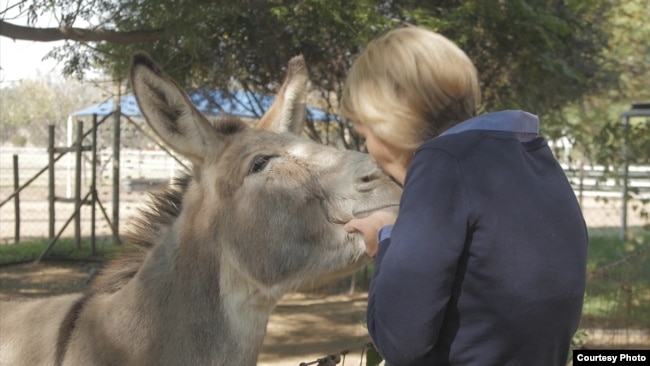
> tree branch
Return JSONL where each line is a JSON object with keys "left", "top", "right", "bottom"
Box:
{"left": 0, "top": 20, "right": 173, "bottom": 44}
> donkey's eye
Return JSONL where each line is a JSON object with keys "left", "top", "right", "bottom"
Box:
{"left": 249, "top": 155, "right": 277, "bottom": 174}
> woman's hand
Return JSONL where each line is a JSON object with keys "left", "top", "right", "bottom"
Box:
{"left": 344, "top": 211, "right": 397, "bottom": 258}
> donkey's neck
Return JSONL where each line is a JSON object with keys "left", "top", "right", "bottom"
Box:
{"left": 218, "top": 247, "right": 285, "bottom": 359}
{"left": 115, "top": 232, "right": 280, "bottom": 365}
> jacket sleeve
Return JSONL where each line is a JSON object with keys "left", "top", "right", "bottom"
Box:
{"left": 367, "top": 147, "right": 471, "bottom": 365}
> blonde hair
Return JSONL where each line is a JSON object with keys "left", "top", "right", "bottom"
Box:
{"left": 341, "top": 26, "right": 481, "bottom": 154}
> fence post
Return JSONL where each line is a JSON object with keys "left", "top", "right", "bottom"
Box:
{"left": 578, "top": 160, "right": 585, "bottom": 207}
{"left": 13, "top": 155, "right": 20, "bottom": 244}
{"left": 91, "top": 114, "right": 98, "bottom": 255}
{"left": 48, "top": 125, "right": 56, "bottom": 240}
{"left": 75, "top": 120, "right": 83, "bottom": 250}
{"left": 621, "top": 115, "right": 629, "bottom": 241}
{"left": 112, "top": 85, "right": 122, "bottom": 245}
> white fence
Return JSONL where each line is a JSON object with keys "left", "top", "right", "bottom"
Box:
{"left": 0, "top": 147, "right": 188, "bottom": 193}
{"left": 563, "top": 164, "right": 650, "bottom": 199}
{"left": 1, "top": 147, "right": 649, "bottom": 242}
{"left": 0, "top": 147, "right": 188, "bottom": 242}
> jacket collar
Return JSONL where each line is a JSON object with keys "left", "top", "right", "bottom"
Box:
{"left": 439, "top": 110, "right": 539, "bottom": 141}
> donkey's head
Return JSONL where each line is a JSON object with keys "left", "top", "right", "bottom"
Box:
{"left": 130, "top": 53, "right": 401, "bottom": 296}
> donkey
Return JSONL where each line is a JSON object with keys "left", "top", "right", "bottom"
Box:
{"left": 0, "top": 53, "right": 401, "bottom": 365}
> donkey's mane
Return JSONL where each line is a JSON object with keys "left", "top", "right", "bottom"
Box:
{"left": 0, "top": 53, "right": 402, "bottom": 366}
{"left": 89, "top": 175, "right": 191, "bottom": 295}
{"left": 89, "top": 116, "right": 248, "bottom": 295}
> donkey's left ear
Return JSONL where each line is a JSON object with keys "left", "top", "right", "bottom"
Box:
{"left": 130, "top": 52, "right": 220, "bottom": 164}
{"left": 257, "top": 55, "right": 309, "bottom": 135}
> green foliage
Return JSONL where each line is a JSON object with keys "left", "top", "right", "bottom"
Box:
{"left": 556, "top": 0, "right": 650, "bottom": 166}
{"left": 0, "top": 238, "right": 116, "bottom": 264}
{"left": 8, "top": 0, "right": 619, "bottom": 149}
{"left": 365, "top": 344, "right": 384, "bottom": 366}
{"left": 582, "top": 228, "right": 650, "bottom": 328}
{"left": 402, "top": 0, "right": 613, "bottom": 118}
{"left": 0, "top": 77, "right": 104, "bottom": 145}
{"left": 569, "top": 330, "right": 588, "bottom": 363}
{"left": 592, "top": 116, "right": 650, "bottom": 168}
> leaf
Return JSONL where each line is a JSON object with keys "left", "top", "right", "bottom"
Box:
{"left": 366, "top": 345, "right": 384, "bottom": 366}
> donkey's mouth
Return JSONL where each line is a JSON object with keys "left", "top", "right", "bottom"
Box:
{"left": 326, "top": 203, "right": 399, "bottom": 225}
{"left": 352, "top": 203, "right": 400, "bottom": 218}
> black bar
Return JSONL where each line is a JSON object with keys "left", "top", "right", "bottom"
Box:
{"left": 573, "top": 350, "right": 649, "bottom": 365}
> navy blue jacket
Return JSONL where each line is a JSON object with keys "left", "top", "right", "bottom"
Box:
{"left": 367, "top": 113, "right": 588, "bottom": 365}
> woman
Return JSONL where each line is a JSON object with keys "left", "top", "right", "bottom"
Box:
{"left": 341, "top": 26, "right": 588, "bottom": 365}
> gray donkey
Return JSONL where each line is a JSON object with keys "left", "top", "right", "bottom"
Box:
{"left": 0, "top": 53, "right": 401, "bottom": 365}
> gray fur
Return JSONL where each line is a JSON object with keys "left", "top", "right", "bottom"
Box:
{"left": 0, "top": 53, "right": 401, "bottom": 366}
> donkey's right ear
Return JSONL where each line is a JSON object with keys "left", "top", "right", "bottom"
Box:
{"left": 256, "top": 55, "right": 309, "bottom": 134}
{"left": 130, "top": 52, "right": 219, "bottom": 164}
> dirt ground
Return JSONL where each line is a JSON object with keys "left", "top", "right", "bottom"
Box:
{"left": 2, "top": 262, "right": 648, "bottom": 365}
{"left": 0, "top": 261, "right": 375, "bottom": 366}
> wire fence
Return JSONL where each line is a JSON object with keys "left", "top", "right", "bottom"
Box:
{"left": 5, "top": 148, "right": 645, "bottom": 242}
{"left": 565, "top": 164, "right": 650, "bottom": 350}
{"left": 3, "top": 145, "right": 649, "bottom": 352}
{"left": 2, "top": 129, "right": 650, "bottom": 360}
{"left": 0, "top": 146, "right": 186, "bottom": 244}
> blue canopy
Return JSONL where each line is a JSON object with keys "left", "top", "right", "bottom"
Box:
{"left": 71, "top": 89, "right": 335, "bottom": 121}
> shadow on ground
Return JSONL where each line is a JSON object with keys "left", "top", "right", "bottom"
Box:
{"left": 0, "top": 261, "right": 374, "bottom": 366}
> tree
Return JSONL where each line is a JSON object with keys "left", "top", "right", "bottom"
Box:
{"left": 0, "top": 77, "right": 104, "bottom": 145}
{"left": 552, "top": 0, "right": 650, "bottom": 166}
{"left": 2, "top": 0, "right": 616, "bottom": 148}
